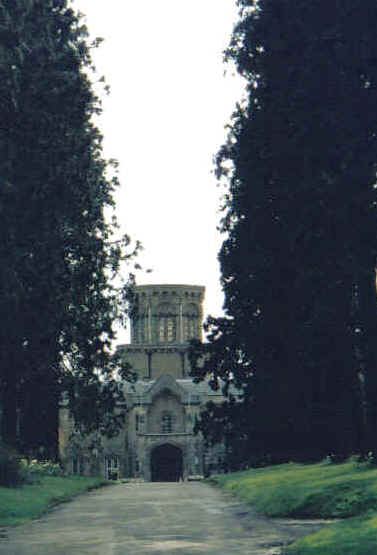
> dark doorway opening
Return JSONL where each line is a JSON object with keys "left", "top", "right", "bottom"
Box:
{"left": 151, "top": 444, "right": 183, "bottom": 482}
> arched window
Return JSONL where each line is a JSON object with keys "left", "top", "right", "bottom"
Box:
{"left": 133, "top": 313, "right": 148, "bottom": 343}
{"left": 183, "top": 303, "right": 199, "bottom": 340}
{"left": 156, "top": 303, "right": 177, "bottom": 343}
{"left": 161, "top": 412, "right": 173, "bottom": 433}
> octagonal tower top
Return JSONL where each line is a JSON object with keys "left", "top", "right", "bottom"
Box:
{"left": 130, "top": 284, "right": 205, "bottom": 345}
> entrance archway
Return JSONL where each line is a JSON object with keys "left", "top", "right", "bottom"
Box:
{"left": 151, "top": 444, "right": 183, "bottom": 482}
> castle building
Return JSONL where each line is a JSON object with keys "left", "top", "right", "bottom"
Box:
{"left": 59, "top": 284, "right": 225, "bottom": 481}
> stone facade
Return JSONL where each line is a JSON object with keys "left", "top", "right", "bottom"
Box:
{"left": 59, "top": 284, "right": 225, "bottom": 481}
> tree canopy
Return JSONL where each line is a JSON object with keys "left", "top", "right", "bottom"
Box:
{"left": 0, "top": 0, "right": 136, "bottom": 455}
{"left": 190, "top": 0, "right": 377, "bottom": 467}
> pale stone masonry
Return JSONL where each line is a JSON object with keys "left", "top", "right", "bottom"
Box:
{"left": 59, "top": 284, "right": 225, "bottom": 481}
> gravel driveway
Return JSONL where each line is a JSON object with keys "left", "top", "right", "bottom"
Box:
{"left": 0, "top": 481, "right": 328, "bottom": 554}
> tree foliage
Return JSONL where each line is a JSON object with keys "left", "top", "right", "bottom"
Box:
{"left": 190, "top": 0, "right": 377, "bottom": 466}
{"left": 0, "top": 0, "right": 137, "bottom": 454}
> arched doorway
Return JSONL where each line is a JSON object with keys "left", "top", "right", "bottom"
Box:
{"left": 151, "top": 444, "right": 183, "bottom": 482}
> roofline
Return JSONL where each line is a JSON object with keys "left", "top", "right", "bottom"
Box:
{"left": 134, "top": 284, "right": 205, "bottom": 290}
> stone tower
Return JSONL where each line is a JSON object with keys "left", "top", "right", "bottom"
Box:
{"left": 116, "top": 284, "right": 225, "bottom": 481}
{"left": 120, "top": 284, "right": 205, "bottom": 380}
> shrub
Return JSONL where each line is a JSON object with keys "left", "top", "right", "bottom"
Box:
{"left": 20, "top": 459, "right": 64, "bottom": 484}
{"left": 28, "top": 460, "right": 63, "bottom": 477}
{"left": 325, "top": 453, "right": 349, "bottom": 464}
{"left": 0, "top": 444, "right": 24, "bottom": 487}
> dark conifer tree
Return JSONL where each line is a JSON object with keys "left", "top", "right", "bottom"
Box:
{"left": 0, "top": 0, "right": 136, "bottom": 455}
{"left": 191, "top": 0, "right": 377, "bottom": 464}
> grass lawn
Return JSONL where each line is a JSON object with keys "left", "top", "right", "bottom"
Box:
{"left": 209, "top": 458, "right": 377, "bottom": 554}
{"left": 0, "top": 475, "right": 108, "bottom": 526}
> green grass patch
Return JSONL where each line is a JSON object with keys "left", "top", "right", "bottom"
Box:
{"left": 0, "top": 475, "right": 108, "bottom": 526}
{"left": 209, "top": 459, "right": 377, "bottom": 555}
{"left": 210, "top": 459, "right": 377, "bottom": 518}
{"left": 286, "top": 511, "right": 377, "bottom": 555}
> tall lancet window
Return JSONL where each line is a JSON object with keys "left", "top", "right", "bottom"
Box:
{"left": 161, "top": 411, "right": 173, "bottom": 433}
{"left": 156, "top": 303, "right": 177, "bottom": 343}
{"left": 183, "top": 303, "right": 199, "bottom": 341}
{"left": 133, "top": 313, "right": 148, "bottom": 343}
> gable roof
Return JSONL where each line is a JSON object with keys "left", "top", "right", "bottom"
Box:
{"left": 146, "top": 373, "right": 186, "bottom": 402}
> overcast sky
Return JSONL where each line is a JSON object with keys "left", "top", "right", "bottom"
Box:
{"left": 72, "top": 1, "right": 245, "bottom": 342}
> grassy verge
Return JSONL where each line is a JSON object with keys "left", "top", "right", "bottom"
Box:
{"left": 0, "top": 475, "right": 108, "bottom": 526}
{"left": 208, "top": 458, "right": 377, "bottom": 554}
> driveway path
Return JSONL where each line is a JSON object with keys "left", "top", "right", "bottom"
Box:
{"left": 0, "top": 481, "right": 327, "bottom": 554}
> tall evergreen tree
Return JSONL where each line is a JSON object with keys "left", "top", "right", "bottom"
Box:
{"left": 191, "top": 0, "right": 377, "bottom": 464}
{"left": 0, "top": 0, "right": 136, "bottom": 455}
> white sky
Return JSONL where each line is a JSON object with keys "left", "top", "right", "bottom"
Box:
{"left": 72, "top": 1, "right": 244, "bottom": 343}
